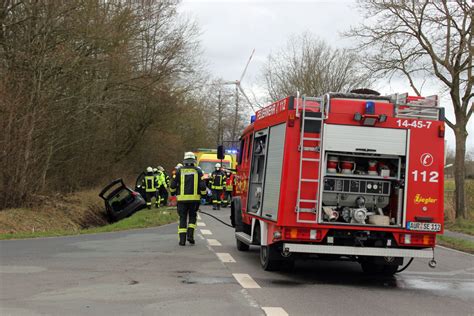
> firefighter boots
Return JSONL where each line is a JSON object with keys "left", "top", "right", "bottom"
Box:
{"left": 187, "top": 230, "right": 195, "bottom": 244}
{"left": 179, "top": 233, "right": 186, "bottom": 246}
{"left": 187, "top": 223, "right": 196, "bottom": 244}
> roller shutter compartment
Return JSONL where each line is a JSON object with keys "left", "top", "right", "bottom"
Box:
{"left": 261, "top": 123, "right": 286, "bottom": 221}
{"left": 323, "top": 124, "right": 407, "bottom": 156}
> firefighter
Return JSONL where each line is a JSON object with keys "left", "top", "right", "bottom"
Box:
{"left": 210, "top": 163, "right": 226, "bottom": 210}
{"left": 170, "top": 163, "right": 183, "bottom": 197}
{"left": 223, "top": 171, "right": 233, "bottom": 207}
{"left": 172, "top": 163, "right": 183, "bottom": 176}
{"left": 142, "top": 166, "right": 158, "bottom": 209}
{"left": 160, "top": 166, "right": 170, "bottom": 187}
{"left": 157, "top": 166, "right": 169, "bottom": 206}
{"left": 169, "top": 152, "right": 206, "bottom": 246}
{"left": 152, "top": 168, "right": 162, "bottom": 208}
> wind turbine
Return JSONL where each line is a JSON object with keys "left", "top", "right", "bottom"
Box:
{"left": 222, "top": 49, "right": 256, "bottom": 142}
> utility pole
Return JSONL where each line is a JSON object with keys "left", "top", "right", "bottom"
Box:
{"left": 231, "top": 84, "right": 239, "bottom": 143}
{"left": 217, "top": 89, "right": 223, "bottom": 144}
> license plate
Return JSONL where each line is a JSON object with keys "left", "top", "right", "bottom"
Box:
{"left": 407, "top": 222, "right": 441, "bottom": 232}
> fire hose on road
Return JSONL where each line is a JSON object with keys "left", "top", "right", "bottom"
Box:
{"left": 198, "top": 209, "right": 234, "bottom": 228}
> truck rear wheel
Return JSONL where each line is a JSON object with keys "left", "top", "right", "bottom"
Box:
{"left": 260, "top": 245, "right": 282, "bottom": 271}
{"left": 233, "top": 198, "right": 250, "bottom": 251}
{"left": 236, "top": 239, "right": 250, "bottom": 251}
{"left": 360, "top": 261, "right": 399, "bottom": 276}
{"left": 232, "top": 198, "right": 243, "bottom": 231}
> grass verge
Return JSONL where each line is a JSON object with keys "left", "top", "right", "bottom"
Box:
{"left": 437, "top": 235, "right": 474, "bottom": 254}
{"left": 444, "top": 179, "right": 473, "bottom": 235}
{"left": 445, "top": 219, "right": 474, "bottom": 236}
{"left": 0, "top": 208, "right": 178, "bottom": 240}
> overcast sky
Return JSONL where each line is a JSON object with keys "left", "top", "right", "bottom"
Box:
{"left": 180, "top": 0, "right": 473, "bottom": 151}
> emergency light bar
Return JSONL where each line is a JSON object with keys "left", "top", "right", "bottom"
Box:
{"left": 353, "top": 101, "right": 388, "bottom": 126}
{"left": 365, "top": 101, "right": 375, "bottom": 114}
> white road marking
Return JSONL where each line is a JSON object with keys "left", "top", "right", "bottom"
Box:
{"left": 262, "top": 307, "right": 289, "bottom": 316}
{"left": 216, "top": 252, "right": 236, "bottom": 263}
{"left": 200, "top": 229, "right": 212, "bottom": 235}
{"left": 239, "top": 289, "right": 261, "bottom": 308}
{"left": 232, "top": 273, "right": 261, "bottom": 289}
{"left": 197, "top": 214, "right": 202, "bottom": 220}
{"left": 207, "top": 239, "right": 222, "bottom": 246}
{"left": 197, "top": 222, "right": 206, "bottom": 227}
{"left": 197, "top": 234, "right": 205, "bottom": 240}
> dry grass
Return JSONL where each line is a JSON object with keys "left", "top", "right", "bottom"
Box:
{"left": 0, "top": 208, "right": 178, "bottom": 240}
{"left": 0, "top": 188, "right": 178, "bottom": 239}
{"left": 0, "top": 189, "right": 107, "bottom": 235}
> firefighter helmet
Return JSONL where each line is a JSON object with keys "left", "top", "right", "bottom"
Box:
{"left": 215, "top": 163, "right": 221, "bottom": 169}
{"left": 157, "top": 166, "right": 164, "bottom": 171}
{"left": 146, "top": 166, "right": 153, "bottom": 173}
{"left": 183, "top": 152, "right": 196, "bottom": 165}
{"left": 176, "top": 163, "right": 183, "bottom": 168}
{"left": 184, "top": 152, "right": 195, "bottom": 160}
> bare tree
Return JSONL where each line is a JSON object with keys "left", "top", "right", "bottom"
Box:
{"left": 263, "top": 33, "right": 371, "bottom": 101}
{"left": 346, "top": 0, "right": 472, "bottom": 219}
{"left": 199, "top": 80, "right": 243, "bottom": 146}
{"left": 0, "top": 0, "right": 210, "bottom": 208}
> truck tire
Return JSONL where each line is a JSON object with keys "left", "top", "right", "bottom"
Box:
{"left": 236, "top": 239, "right": 250, "bottom": 251}
{"left": 230, "top": 201, "right": 236, "bottom": 227}
{"left": 260, "top": 245, "right": 282, "bottom": 271}
{"left": 280, "top": 258, "right": 295, "bottom": 271}
{"left": 232, "top": 198, "right": 243, "bottom": 231}
{"left": 233, "top": 198, "right": 250, "bottom": 251}
{"left": 360, "top": 261, "right": 399, "bottom": 276}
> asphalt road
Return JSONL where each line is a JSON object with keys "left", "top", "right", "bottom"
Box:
{"left": 1, "top": 205, "right": 473, "bottom": 316}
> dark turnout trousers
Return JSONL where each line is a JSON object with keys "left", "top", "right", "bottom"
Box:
{"left": 212, "top": 189, "right": 223, "bottom": 210}
{"left": 177, "top": 201, "right": 199, "bottom": 245}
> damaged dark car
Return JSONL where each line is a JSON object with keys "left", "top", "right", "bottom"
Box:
{"left": 99, "top": 178, "right": 146, "bottom": 222}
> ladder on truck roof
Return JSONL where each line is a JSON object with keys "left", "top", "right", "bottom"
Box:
{"left": 295, "top": 95, "right": 325, "bottom": 224}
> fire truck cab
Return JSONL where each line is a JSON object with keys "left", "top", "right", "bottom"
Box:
{"left": 231, "top": 92, "right": 444, "bottom": 274}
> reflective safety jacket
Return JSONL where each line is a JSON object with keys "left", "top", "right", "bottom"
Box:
{"left": 142, "top": 173, "right": 158, "bottom": 193}
{"left": 155, "top": 171, "right": 166, "bottom": 188}
{"left": 210, "top": 170, "right": 226, "bottom": 190}
{"left": 169, "top": 165, "right": 206, "bottom": 202}
{"left": 164, "top": 172, "right": 170, "bottom": 187}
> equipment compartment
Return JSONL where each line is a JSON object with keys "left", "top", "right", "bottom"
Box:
{"left": 320, "top": 152, "right": 405, "bottom": 227}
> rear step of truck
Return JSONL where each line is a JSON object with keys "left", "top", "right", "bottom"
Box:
{"left": 283, "top": 243, "right": 433, "bottom": 258}
{"left": 296, "top": 96, "right": 325, "bottom": 224}
{"left": 235, "top": 231, "right": 252, "bottom": 244}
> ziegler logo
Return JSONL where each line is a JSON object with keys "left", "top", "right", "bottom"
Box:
{"left": 420, "top": 153, "right": 434, "bottom": 167}
{"left": 414, "top": 194, "right": 437, "bottom": 205}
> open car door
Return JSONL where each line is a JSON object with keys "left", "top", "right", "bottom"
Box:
{"left": 99, "top": 178, "right": 146, "bottom": 222}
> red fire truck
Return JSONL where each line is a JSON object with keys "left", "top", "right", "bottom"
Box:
{"left": 231, "top": 92, "right": 444, "bottom": 274}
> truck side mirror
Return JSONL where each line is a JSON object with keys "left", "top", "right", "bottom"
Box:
{"left": 217, "top": 145, "right": 225, "bottom": 160}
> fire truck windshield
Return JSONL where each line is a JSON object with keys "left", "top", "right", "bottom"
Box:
{"left": 199, "top": 161, "right": 231, "bottom": 174}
